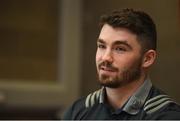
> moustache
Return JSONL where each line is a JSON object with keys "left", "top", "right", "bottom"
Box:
{"left": 98, "top": 61, "right": 118, "bottom": 71}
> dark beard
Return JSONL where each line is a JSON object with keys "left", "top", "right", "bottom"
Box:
{"left": 97, "top": 58, "right": 142, "bottom": 88}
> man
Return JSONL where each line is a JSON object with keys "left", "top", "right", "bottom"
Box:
{"left": 62, "top": 8, "right": 180, "bottom": 120}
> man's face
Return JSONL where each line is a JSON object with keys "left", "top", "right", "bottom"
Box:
{"left": 96, "top": 24, "right": 143, "bottom": 88}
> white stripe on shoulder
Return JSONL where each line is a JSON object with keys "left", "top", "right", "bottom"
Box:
{"left": 144, "top": 94, "right": 176, "bottom": 114}
{"left": 95, "top": 89, "right": 101, "bottom": 101}
{"left": 146, "top": 100, "right": 174, "bottom": 114}
{"left": 144, "top": 97, "right": 171, "bottom": 111}
{"left": 85, "top": 93, "right": 92, "bottom": 108}
{"left": 90, "top": 91, "right": 98, "bottom": 107}
{"left": 144, "top": 94, "right": 169, "bottom": 107}
{"left": 85, "top": 89, "right": 101, "bottom": 108}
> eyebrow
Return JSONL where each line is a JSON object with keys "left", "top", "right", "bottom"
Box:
{"left": 113, "top": 41, "right": 132, "bottom": 50}
{"left": 97, "top": 39, "right": 132, "bottom": 50}
{"left": 97, "top": 39, "right": 105, "bottom": 44}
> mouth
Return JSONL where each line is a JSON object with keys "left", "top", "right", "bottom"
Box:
{"left": 99, "top": 66, "right": 118, "bottom": 75}
{"left": 100, "top": 66, "right": 116, "bottom": 72}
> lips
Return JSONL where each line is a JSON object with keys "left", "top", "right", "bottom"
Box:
{"left": 100, "top": 66, "right": 117, "bottom": 72}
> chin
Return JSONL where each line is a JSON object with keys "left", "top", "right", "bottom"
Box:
{"left": 98, "top": 77, "right": 122, "bottom": 88}
{"left": 100, "top": 82, "right": 121, "bottom": 88}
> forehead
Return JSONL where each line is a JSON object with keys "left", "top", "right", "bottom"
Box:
{"left": 98, "top": 24, "right": 140, "bottom": 47}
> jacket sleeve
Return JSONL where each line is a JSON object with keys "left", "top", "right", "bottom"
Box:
{"left": 61, "top": 98, "right": 86, "bottom": 120}
{"left": 147, "top": 103, "right": 180, "bottom": 120}
{"left": 61, "top": 104, "right": 74, "bottom": 120}
{"left": 154, "top": 110, "right": 180, "bottom": 120}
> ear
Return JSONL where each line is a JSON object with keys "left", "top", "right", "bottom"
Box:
{"left": 142, "top": 50, "right": 157, "bottom": 68}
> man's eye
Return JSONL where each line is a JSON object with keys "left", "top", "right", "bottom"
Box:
{"left": 115, "top": 47, "right": 126, "bottom": 52}
{"left": 98, "top": 44, "right": 106, "bottom": 49}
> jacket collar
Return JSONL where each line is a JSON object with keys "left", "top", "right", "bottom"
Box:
{"left": 123, "top": 78, "right": 152, "bottom": 114}
{"left": 99, "top": 78, "right": 152, "bottom": 115}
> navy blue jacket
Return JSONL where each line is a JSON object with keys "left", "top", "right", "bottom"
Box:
{"left": 63, "top": 80, "right": 180, "bottom": 120}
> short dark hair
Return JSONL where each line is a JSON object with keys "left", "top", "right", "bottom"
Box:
{"left": 99, "top": 8, "right": 157, "bottom": 53}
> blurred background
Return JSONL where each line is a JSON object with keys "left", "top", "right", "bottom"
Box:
{"left": 0, "top": 0, "right": 180, "bottom": 119}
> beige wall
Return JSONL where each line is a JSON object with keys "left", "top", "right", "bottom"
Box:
{"left": 81, "top": 0, "right": 180, "bottom": 103}
{"left": 0, "top": 0, "right": 82, "bottom": 115}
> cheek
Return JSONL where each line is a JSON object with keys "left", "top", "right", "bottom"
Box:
{"left": 115, "top": 56, "right": 140, "bottom": 69}
{"left": 125, "top": 57, "right": 142, "bottom": 70}
{"left": 96, "top": 50, "right": 102, "bottom": 62}
{"left": 95, "top": 52, "right": 100, "bottom": 68}
{"left": 95, "top": 51, "right": 102, "bottom": 71}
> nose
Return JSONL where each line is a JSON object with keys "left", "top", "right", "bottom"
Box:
{"left": 102, "top": 49, "right": 113, "bottom": 63}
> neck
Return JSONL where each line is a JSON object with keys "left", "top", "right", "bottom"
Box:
{"left": 105, "top": 74, "right": 146, "bottom": 110}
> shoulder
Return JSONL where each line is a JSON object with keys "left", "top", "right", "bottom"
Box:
{"left": 85, "top": 88, "right": 103, "bottom": 108}
{"left": 62, "top": 96, "right": 86, "bottom": 120}
{"left": 62, "top": 88, "right": 102, "bottom": 119}
{"left": 144, "top": 87, "right": 180, "bottom": 120}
